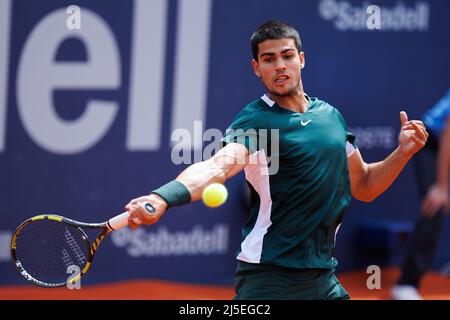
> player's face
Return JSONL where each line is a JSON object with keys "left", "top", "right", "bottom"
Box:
{"left": 251, "top": 39, "right": 304, "bottom": 97}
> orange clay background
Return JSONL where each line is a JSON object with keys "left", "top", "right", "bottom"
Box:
{"left": 1, "top": 268, "right": 449, "bottom": 300}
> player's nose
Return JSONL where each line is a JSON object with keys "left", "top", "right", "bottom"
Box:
{"left": 274, "top": 61, "right": 287, "bottom": 71}
{"left": 272, "top": 57, "right": 287, "bottom": 70}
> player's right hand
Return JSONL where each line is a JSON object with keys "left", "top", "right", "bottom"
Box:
{"left": 125, "top": 194, "right": 168, "bottom": 229}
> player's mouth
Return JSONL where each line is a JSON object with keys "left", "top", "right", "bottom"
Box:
{"left": 274, "top": 74, "right": 289, "bottom": 85}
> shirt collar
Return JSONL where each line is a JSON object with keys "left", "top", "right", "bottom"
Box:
{"left": 261, "top": 94, "right": 275, "bottom": 107}
{"left": 261, "top": 93, "right": 310, "bottom": 108}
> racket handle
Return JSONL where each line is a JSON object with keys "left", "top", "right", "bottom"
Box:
{"left": 108, "top": 203, "right": 156, "bottom": 230}
{"left": 108, "top": 212, "right": 129, "bottom": 230}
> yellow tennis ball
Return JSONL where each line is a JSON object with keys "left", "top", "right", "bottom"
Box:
{"left": 202, "top": 183, "right": 228, "bottom": 208}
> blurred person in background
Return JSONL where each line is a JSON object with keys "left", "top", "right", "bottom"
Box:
{"left": 392, "top": 88, "right": 450, "bottom": 300}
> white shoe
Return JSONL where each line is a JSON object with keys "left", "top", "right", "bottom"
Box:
{"left": 391, "top": 285, "right": 423, "bottom": 300}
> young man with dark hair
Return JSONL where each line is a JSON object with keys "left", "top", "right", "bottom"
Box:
{"left": 125, "top": 20, "right": 428, "bottom": 299}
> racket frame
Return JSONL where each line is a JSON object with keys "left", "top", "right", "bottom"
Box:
{"left": 11, "top": 214, "right": 114, "bottom": 288}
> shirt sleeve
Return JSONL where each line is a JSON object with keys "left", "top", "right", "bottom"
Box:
{"left": 334, "top": 107, "right": 357, "bottom": 157}
{"left": 220, "top": 109, "right": 269, "bottom": 154}
{"left": 346, "top": 130, "right": 356, "bottom": 146}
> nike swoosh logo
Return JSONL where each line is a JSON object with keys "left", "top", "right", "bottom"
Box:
{"left": 300, "top": 120, "right": 312, "bottom": 126}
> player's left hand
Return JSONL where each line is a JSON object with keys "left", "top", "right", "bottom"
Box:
{"left": 398, "top": 111, "right": 428, "bottom": 158}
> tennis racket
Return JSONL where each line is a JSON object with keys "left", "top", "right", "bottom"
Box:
{"left": 10, "top": 203, "right": 155, "bottom": 287}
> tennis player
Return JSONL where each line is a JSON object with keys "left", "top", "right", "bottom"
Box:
{"left": 125, "top": 21, "right": 428, "bottom": 299}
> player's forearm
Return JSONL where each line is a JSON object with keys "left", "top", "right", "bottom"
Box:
{"left": 176, "top": 144, "right": 248, "bottom": 201}
{"left": 436, "top": 118, "right": 450, "bottom": 191}
{"left": 175, "top": 159, "right": 226, "bottom": 201}
{"left": 361, "top": 147, "right": 411, "bottom": 202}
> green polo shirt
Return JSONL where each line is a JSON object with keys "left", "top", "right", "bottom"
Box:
{"left": 222, "top": 94, "right": 356, "bottom": 270}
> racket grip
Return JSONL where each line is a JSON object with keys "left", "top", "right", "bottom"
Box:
{"left": 108, "top": 212, "right": 130, "bottom": 230}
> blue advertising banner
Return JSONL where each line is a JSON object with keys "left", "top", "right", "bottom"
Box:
{"left": 1, "top": 0, "right": 449, "bottom": 286}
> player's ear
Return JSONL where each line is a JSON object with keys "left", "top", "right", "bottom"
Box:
{"left": 251, "top": 59, "right": 261, "bottom": 77}
{"left": 299, "top": 51, "right": 305, "bottom": 70}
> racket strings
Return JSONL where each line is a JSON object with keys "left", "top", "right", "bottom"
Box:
{"left": 14, "top": 220, "right": 90, "bottom": 286}
{"left": 64, "top": 227, "right": 87, "bottom": 266}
